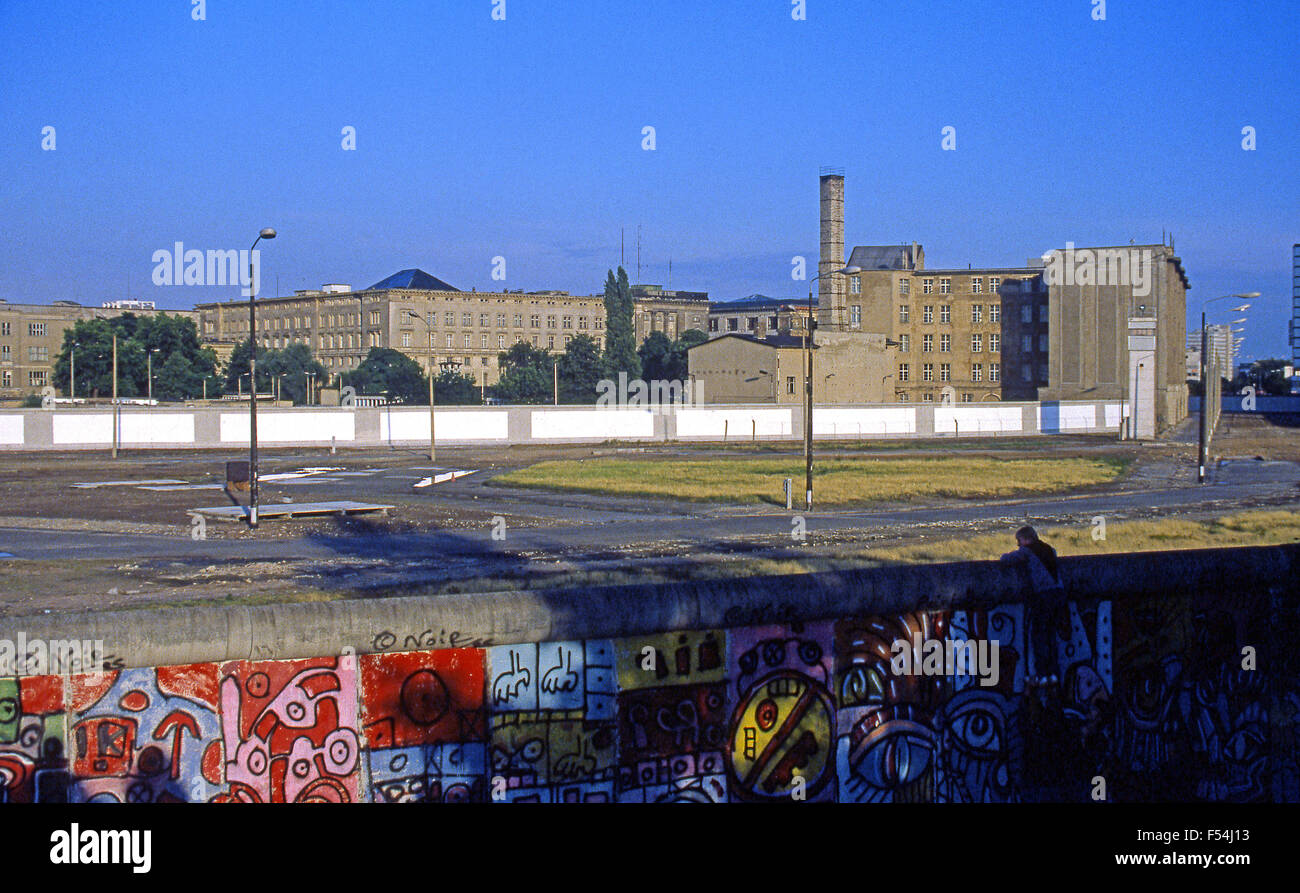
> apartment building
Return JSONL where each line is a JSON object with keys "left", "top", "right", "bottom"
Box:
{"left": 707, "top": 296, "right": 813, "bottom": 340}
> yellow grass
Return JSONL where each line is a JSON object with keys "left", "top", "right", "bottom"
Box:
{"left": 496, "top": 456, "right": 1128, "bottom": 505}
{"left": 871, "top": 510, "right": 1300, "bottom": 564}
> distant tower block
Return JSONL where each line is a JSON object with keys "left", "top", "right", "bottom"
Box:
{"left": 819, "top": 168, "right": 846, "bottom": 330}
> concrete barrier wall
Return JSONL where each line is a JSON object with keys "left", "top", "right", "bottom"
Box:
{"left": 1, "top": 544, "right": 1294, "bottom": 803}
{"left": 0, "top": 399, "right": 1125, "bottom": 451}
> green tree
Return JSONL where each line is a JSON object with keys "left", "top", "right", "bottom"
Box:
{"left": 343, "top": 347, "right": 428, "bottom": 404}
{"left": 636, "top": 331, "right": 675, "bottom": 383}
{"left": 494, "top": 341, "right": 554, "bottom": 404}
{"left": 223, "top": 338, "right": 272, "bottom": 393}
{"left": 601, "top": 266, "right": 641, "bottom": 380}
{"left": 1231, "top": 358, "right": 1291, "bottom": 396}
{"left": 433, "top": 369, "right": 481, "bottom": 405}
{"left": 54, "top": 312, "right": 216, "bottom": 400}
{"left": 556, "top": 334, "right": 604, "bottom": 403}
{"left": 262, "top": 342, "right": 328, "bottom": 405}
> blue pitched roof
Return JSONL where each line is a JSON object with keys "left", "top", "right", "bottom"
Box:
{"left": 367, "top": 269, "right": 460, "bottom": 291}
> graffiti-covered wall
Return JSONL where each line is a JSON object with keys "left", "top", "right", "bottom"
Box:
{"left": 3, "top": 577, "right": 1296, "bottom": 803}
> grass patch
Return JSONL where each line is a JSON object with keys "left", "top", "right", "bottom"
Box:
{"left": 495, "top": 455, "right": 1129, "bottom": 505}
{"left": 871, "top": 510, "right": 1300, "bottom": 564}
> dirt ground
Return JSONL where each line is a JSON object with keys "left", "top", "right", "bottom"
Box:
{"left": 0, "top": 423, "right": 1295, "bottom": 615}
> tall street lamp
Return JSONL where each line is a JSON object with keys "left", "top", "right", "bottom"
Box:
{"left": 1198, "top": 292, "right": 1256, "bottom": 483}
{"left": 247, "top": 227, "right": 277, "bottom": 528}
{"left": 803, "top": 265, "right": 860, "bottom": 510}
{"left": 405, "top": 310, "right": 437, "bottom": 462}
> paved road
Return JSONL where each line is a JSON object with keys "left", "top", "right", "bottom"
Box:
{"left": 2, "top": 456, "right": 1295, "bottom": 562}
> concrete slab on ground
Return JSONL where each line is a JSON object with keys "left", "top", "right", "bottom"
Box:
{"left": 188, "top": 501, "right": 394, "bottom": 521}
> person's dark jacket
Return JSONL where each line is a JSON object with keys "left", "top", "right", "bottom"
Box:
{"left": 1000, "top": 541, "right": 1064, "bottom": 595}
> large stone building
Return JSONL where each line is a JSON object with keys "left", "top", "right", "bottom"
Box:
{"left": 0, "top": 299, "right": 197, "bottom": 402}
{"left": 707, "top": 296, "right": 813, "bottom": 340}
{"left": 196, "top": 269, "right": 709, "bottom": 388}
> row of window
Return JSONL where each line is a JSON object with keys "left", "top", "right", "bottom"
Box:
{"left": 0, "top": 323, "right": 48, "bottom": 337}
{"left": 898, "top": 363, "right": 1002, "bottom": 383}
{"left": 855, "top": 276, "right": 1016, "bottom": 298}
{"left": 899, "top": 304, "right": 1003, "bottom": 325}
{"left": 0, "top": 370, "right": 47, "bottom": 387}
{"left": 898, "top": 392, "right": 978, "bottom": 403}
{"left": 899, "top": 334, "right": 1002, "bottom": 353}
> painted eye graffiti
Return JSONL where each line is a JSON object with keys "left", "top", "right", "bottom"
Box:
{"left": 949, "top": 710, "right": 1001, "bottom": 758}
{"left": 755, "top": 698, "right": 780, "bottom": 732}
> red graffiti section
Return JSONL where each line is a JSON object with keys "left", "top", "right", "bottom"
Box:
{"left": 360, "top": 649, "right": 485, "bottom": 749}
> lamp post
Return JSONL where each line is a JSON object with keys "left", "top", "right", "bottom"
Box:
{"left": 147, "top": 348, "right": 160, "bottom": 403}
{"left": 69, "top": 341, "right": 78, "bottom": 400}
{"left": 405, "top": 310, "right": 437, "bottom": 462}
{"left": 111, "top": 334, "right": 119, "bottom": 459}
{"left": 1198, "top": 292, "right": 1256, "bottom": 483}
{"left": 803, "top": 265, "right": 860, "bottom": 510}
{"left": 247, "top": 227, "right": 277, "bottom": 528}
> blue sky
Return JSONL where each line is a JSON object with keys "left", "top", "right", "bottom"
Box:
{"left": 2, "top": 0, "right": 1297, "bottom": 361}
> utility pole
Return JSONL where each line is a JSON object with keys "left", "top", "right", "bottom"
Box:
{"left": 553, "top": 360, "right": 558, "bottom": 405}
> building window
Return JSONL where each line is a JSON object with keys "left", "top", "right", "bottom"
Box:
{"left": 923, "top": 278, "right": 933, "bottom": 295}
{"left": 990, "top": 362, "right": 1001, "bottom": 382}
{"left": 898, "top": 363, "right": 910, "bottom": 382}
{"left": 1, "top": 371, "right": 11, "bottom": 387}
{"left": 899, "top": 334, "right": 910, "bottom": 352}
{"left": 850, "top": 277, "right": 861, "bottom": 295}
{"left": 532, "top": 335, "right": 539, "bottom": 346}
{"left": 498, "top": 335, "right": 506, "bottom": 349}
{"left": 530, "top": 314, "right": 540, "bottom": 328}
{"left": 1023, "top": 335, "right": 1033, "bottom": 352}
{"left": 481, "top": 334, "right": 489, "bottom": 348}
{"left": 922, "top": 334, "right": 933, "bottom": 352}
{"left": 1039, "top": 334, "right": 1049, "bottom": 352}
{"left": 961, "top": 393, "right": 973, "bottom": 403}
{"left": 547, "top": 315, "right": 557, "bottom": 328}
{"left": 971, "top": 277, "right": 983, "bottom": 294}
{"left": 369, "top": 310, "right": 381, "bottom": 326}
{"left": 446, "top": 334, "right": 454, "bottom": 348}
{"left": 900, "top": 305, "right": 910, "bottom": 324}
{"left": 922, "top": 392, "right": 934, "bottom": 402}
{"left": 898, "top": 392, "right": 910, "bottom": 402}
{"left": 496, "top": 313, "right": 506, "bottom": 326}
{"left": 1021, "top": 363, "right": 1032, "bottom": 382}
{"left": 787, "top": 376, "right": 796, "bottom": 394}
{"left": 971, "top": 334, "right": 982, "bottom": 352}
{"left": 548, "top": 336, "right": 555, "bottom": 349}
{"left": 28, "top": 346, "right": 49, "bottom": 361}
{"left": 29, "top": 323, "right": 46, "bottom": 337}
{"left": 990, "top": 277, "right": 1001, "bottom": 292}
{"left": 401, "top": 332, "right": 411, "bottom": 347}
{"left": 0, "top": 345, "right": 8, "bottom": 360}
{"left": 0, "top": 323, "right": 9, "bottom": 335}
{"left": 747, "top": 317, "right": 759, "bottom": 331}
{"left": 923, "top": 363, "right": 934, "bottom": 382}
{"left": 990, "top": 303, "right": 1000, "bottom": 323}
{"left": 972, "top": 364, "right": 983, "bottom": 382}
{"left": 940, "top": 305, "right": 951, "bottom": 324}
{"left": 1039, "top": 305, "right": 1049, "bottom": 323}
{"left": 580, "top": 317, "right": 590, "bottom": 330}
{"left": 940, "top": 334, "right": 951, "bottom": 352}
{"left": 972, "top": 305, "right": 983, "bottom": 324}
{"left": 445, "top": 312, "right": 455, "bottom": 325}
{"left": 1022, "top": 305, "right": 1033, "bottom": 323}
{"left": 1039, "top": 362, "right": 1049, "bottom": 380}
{"left": 923, "top": 305, "right": 933, "bottom": 324}
{"left": 709, "top": 319, "right": 719, "bottom": 332}
{"left": 513, "top": 314, "right": 523, "bottom": 327}
{"left": 989, "top": 334, "right": 1000, "bottom": 353}
{"left": 727, "top": 318, "right": 739, "bottom": 332}
{"left": 850, "top": 305, "right": 861, "bottom": 327}
{"left": 898, "top": 279, "right": 909, "bottom": 295}
{"left": 940, "top": 363, "right": 951, "bottom": 382}
{"left": 939, "top": 278, "right": 951, "bottom": 294}
{"left": 563, "top": 316, "right": 573, "bottom": 329}
{"left": 768, "top": 316, "right": 779, "bottom": 330}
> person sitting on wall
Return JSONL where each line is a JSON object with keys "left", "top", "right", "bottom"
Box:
{"left": 1000, "top": 526, "right": 1069, "bottom": 688}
